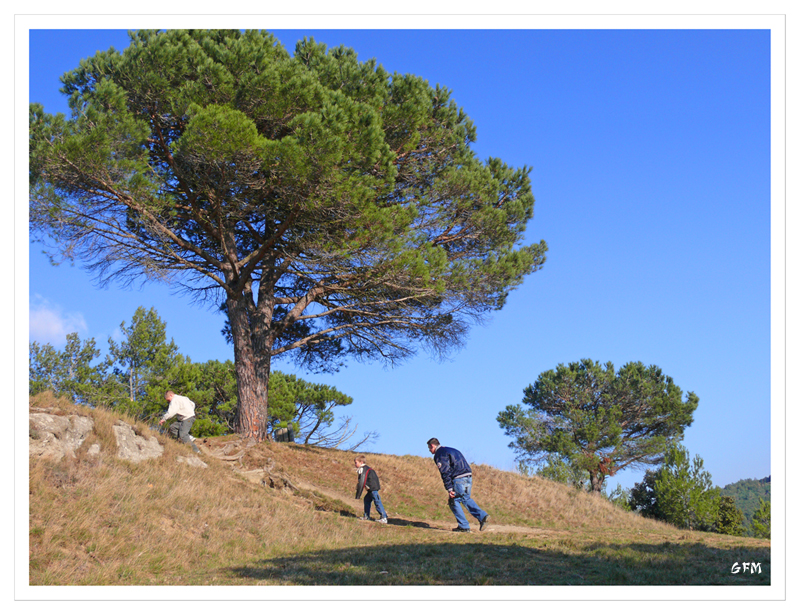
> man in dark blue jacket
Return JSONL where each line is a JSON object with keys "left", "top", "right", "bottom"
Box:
{"left": 427, "top": 438, "right": 490, "bottom": 533}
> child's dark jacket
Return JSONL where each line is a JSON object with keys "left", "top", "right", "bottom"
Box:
{"left": 355, "top": 465, "right": 381, "bottom": 499}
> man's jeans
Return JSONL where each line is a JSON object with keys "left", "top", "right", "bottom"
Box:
{"left": 364, "top": 490, "right": 388, "bottom": 519}
{"left": 448, "top": 476, "right": 487, "bottom": 529}
{"left": 169, "top": 416, "right": 195, "bottom": 444}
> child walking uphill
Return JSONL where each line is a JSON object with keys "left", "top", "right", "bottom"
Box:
{"left": 354, "top": 455, "right": 389, "bottom": 524}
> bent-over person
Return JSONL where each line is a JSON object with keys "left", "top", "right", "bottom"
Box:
{"left": 160, "top": 390, "right": 201, "bottom": 454}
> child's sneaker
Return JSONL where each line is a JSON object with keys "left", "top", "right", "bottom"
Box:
{"left": 377, "top": 517, "right": 388, "bottom": 524}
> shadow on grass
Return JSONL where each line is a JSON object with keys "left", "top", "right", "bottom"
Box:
{"left": 385, "top": 518, "right": 440, "bottom": 530}
{"left": 228, "top": 540, "right": 770, "bottom": 585}
{"left": 341, "top": 513, "right": 440, "bottom": 530}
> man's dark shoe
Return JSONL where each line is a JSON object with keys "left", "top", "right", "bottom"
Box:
{"left": 479, "top": 515, "right": 490, "bottom": 531}
{"left": 452, "top": 527, "right": 471, "bottom": 533}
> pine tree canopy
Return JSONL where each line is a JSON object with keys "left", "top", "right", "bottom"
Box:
{"left": 497, "top": 359, "right": 698, "bottom": 493}
{"left": 30, "top": 30, "right": 547, "bottom": 439}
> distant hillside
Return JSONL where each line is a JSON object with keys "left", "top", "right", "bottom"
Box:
{"left": 720, "top": 476, "right": 770, "bottom": 527}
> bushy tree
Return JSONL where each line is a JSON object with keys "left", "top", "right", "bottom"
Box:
{"left": 714, "top": 495, "right": 746, "bottom": 536}
{"left": 628, "top": 470, "right": 660, "bottom": 518}
{"left": 146, "top": 357, "right": 240, "bottom": 432}
{"left": 750, "top": 497, "right": 771, "bottom": 539}
{"left": 194, "top": 359, "right": 240, "bottom": 426}
{"left": 268, "top": 371, "right": 376, "bottom": 448}
{"left": 498, "top": 359, "right": 698, "bottom": 493}
{"left": 139, "top": 354, "right": 216, "bottom": 425}
{"left": 30, "top": 29, "right": 547, "bottom": 441}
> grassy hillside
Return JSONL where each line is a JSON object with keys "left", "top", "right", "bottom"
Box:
{"left": 29, "top": 393, "right": 770, "bottom": 586}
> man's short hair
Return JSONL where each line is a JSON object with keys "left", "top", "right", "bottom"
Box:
{"left": 165, "top": 390, "right": 174, "bottom": 399}
{"left": 355, "top": 454, "right": 367, "bottom": 463}
{"left": 427, "top": 438, "right": 440, "bottom": 447}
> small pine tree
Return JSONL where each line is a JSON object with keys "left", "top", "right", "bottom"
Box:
{"left": 654, "top": 444, "right": 720, "bottom": 531}
{"left": 714, "top": 495, "right": 746, "bottom": 536}
{"left": 629, "top": 445, "right": 721, "bottom": 531}
{"left": 107, "top": 306, "right": 179, "bottom": 413}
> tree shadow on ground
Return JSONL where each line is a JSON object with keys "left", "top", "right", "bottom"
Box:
{"left": 228, "top": 540, "right": 770, "bottom": 585}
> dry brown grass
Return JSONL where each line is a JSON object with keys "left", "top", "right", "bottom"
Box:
{"left": 28, "top": 395, "right": 770, "bottom": 586}
{"left": 258, "top": 444, "right": 671, "bottom": 534}
{"left": 28, "top": 394, "right": 404, "bottom": 584}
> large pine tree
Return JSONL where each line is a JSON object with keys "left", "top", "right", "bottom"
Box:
{"left": 30, "top": 30, "right": 546, "bottom": 440}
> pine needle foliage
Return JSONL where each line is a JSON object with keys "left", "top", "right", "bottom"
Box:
{"left": 30, "top": 30, "right": 547, "bottom": 440}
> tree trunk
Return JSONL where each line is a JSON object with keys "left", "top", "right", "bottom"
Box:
{"left": 227, "top": 294, "right": 271, "bottom": 441}
{"left": 589, "top": 470, "right": 604, "bottom": 494}
{"left": 304, "top": 417, "right": 324, "bottom": 445}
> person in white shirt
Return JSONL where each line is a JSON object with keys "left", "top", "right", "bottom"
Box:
{"left": 159, "top": 391, "right": 201, "bottom": 454}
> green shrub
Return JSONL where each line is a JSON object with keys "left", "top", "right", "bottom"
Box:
{"left": 191, "top": 417, "right": 229, "bottom": 438}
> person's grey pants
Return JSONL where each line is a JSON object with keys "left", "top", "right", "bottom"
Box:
{"left": 169, "top": 416, "right": 195, "bottom": 443}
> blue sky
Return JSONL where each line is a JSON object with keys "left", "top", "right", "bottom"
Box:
{"left": 25, "top": 26, "right": 775, "bottom": 495}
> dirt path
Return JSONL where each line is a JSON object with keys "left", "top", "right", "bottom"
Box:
{"left": 292, "top": 477, "right": 553, "bottom": 537}
{"left": 211, "top": 442, "right": 555, "bottom": 537}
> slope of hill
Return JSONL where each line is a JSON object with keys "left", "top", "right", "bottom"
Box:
{"left": 28, "top": 393, "right": 770, "bottom": 586}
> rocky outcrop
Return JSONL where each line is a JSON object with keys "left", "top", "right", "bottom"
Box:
{"left": 29, "top": 412, "right": 95, "bottom": 462}
{"left": 29, "top": 406, "right": 203, "bottom": 465}
{"left": 112, "top": 421, "right": 164, "bottom": 462}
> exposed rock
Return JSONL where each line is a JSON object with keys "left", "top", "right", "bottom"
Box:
{"left": 29, "top": 406, "right": 211, "bottom": 468}
{"left": 29, "top": 412, "right": 94, "bottom": 461}
{"left": 112, "top": 420, "right": 164, "bottom": 462}
{"left": 177, "top": 455, "right": 208, "bottom": 468}
{"left": 233, "top": 467, "right": 266, "bottom": 484}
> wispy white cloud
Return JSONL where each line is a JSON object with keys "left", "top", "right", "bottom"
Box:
{"left": 108, "top": 324, "right": 126, "bottom": 344}
{"left": 29, "top": 295, "right": 88, "bottom": 346}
